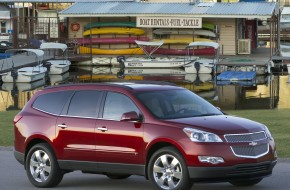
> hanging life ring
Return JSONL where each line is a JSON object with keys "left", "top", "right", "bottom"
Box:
{"left": 70, "top": 22, "right": 80, "bottom": 32}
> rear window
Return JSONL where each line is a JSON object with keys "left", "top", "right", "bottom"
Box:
{"left": 33, "top": 91, "right": 73, "bottom": 115}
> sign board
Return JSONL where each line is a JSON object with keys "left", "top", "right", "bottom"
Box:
{"left": 50, "top": 26, "right": 59, "bottom": 38}
{"left": 137, "top": 17, "right": 202, "bottom": 28}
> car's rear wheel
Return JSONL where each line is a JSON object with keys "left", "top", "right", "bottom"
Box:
{"left": 105, "top": 173, "right": 131, "bottom": 179}
{"left": 148, "top": 147, "right": 193, "bottom": 190}
{"left": 25, "top": 143, "right": 63, "bottom": 187}
{"left": 230, "top": 178, "right": 263, "bottom": 186}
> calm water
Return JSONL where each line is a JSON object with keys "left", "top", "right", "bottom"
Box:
{"left": 1, "top": 66, "right": 290, "bottom": 112}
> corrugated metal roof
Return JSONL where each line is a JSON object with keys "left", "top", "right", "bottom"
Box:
{"left": 59, "top": 2, "right": 278, "bottom": 18}
{"left": 0, "top": 0, "right": 75, "bottom": 2}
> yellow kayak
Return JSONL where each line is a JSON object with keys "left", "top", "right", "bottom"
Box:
{"left": 83, "top": 27, "right": 145, "bottom": 36}
{"left": 154, "top": 38, "right": 213, "bottom": 44}
{"left": 79, "top": 46, "right": 144, "bottom": 55}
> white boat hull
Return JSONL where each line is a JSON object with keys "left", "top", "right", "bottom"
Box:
{"left": 78, "top": 57, "right": 119, "bottom": 66}
{"left": 124, "top": 68, "right": 186, "bottom": 75}
{"left": 281, "top": 44, "right": 290, "bottom": 57}
{"left": 287, "top": 64, "right": 290, "bottom": 75}
{"left": 2, "top": 66, "right": 47, "bottom": 83}
{"left": 185, "top": 74, "right": 212, "bottom": 82}
{"left": 123, "top": 57, "right": 194, "bottom": 68}
{"left": 48, "top": 60, "right": 71, "bottom": 75}
{"left": 49, "top": 72, "right": 70, "bottom": 85}
{"left": 184, "top": 58, "right": 215, "bottom": 74}
{"left": 1, "top": 78, "right": 46, "bottom": 91}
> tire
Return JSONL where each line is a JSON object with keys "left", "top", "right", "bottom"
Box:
{"left": 25, "top": 143, "right": 64, "bottom": 187}
{"left": 148, "top": 147, "right": 193, "bottom": 190}
{"left": 106, "top": 173, "right": 131, "bottom": 179}
{"left": 230, "top": 178, "right": 263, "bottom": 186}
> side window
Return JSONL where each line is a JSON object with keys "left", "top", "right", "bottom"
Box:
{"left": 103, "top": 92, "right": 140, "bottom": 121}
{"left": 67, "top": 91, "right": 102, "bottom": 118}
{"left": 33, "top": 91, "right": 73, "bottom": 115}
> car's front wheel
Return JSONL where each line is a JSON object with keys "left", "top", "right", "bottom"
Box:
{"left": 230, "top": 178, "right": 263, "bottom": 186}
{"left": 148, "top": 147, "right": 193, "bottom": 190}
{"left": 25, "top": 143, "right": 63, "bottom": 187}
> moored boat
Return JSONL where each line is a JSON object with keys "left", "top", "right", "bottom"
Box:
{"left": 1, "top": 49, "right": 47, "bottom": 83}
{"left": 40, "top": 42, "right": 71, "bottom": 75}
{"left": 117, "top": 40, "right": 197, "bottom": 68}
{"left": 184, "top": 42, "right": 220, "bottom": 74}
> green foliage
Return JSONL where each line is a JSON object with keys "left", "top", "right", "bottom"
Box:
{"left": 0, "top": 111, "right": 19, "bottom": 146}
{"left": 227, "top": 109, "right": 290, "bottom": 158}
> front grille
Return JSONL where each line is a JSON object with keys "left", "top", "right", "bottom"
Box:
{"left": 231, "top": 143, "right": 269, "bottom": 158}
{"left": 229, "top": 162, "right": 272, "bottom": 175}
{"left": 224, "top": 131, "right": 266, "bottom": 143}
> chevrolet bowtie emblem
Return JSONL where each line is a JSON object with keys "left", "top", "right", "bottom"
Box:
{"left": 249, "top": 141, "right": 258, "bottom": 146}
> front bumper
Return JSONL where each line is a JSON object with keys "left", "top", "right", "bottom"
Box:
{"left": 188, "top": 160, "right": 277, "bottom": 182}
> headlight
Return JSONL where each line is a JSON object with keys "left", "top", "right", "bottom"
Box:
{"left": 263, "top": 125, "right": 273, "bottom": 140}
{"left": 183, "top": 128, "right": 223, "bottom": 142}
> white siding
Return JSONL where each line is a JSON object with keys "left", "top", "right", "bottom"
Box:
{"left": 206, "top": 18, "right": 236, "bottom": 55}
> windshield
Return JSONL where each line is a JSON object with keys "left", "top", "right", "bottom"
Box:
{"left": 136, "top": 89, "right": 223, "bottom": 119}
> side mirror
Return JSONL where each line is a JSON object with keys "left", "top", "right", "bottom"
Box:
{"left": 121, "top": 111, "right": 142, "bottom": 122}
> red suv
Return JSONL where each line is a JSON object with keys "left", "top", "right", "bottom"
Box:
{"left": 14, "top": 82, "right": 277, "bottom": 190}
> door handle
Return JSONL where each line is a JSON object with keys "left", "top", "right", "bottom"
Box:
{"left": 97, "top": 127, "right": 108, "bottom": 132}
{"left": 58, "top": 124, "right": 67, "bottom": 129}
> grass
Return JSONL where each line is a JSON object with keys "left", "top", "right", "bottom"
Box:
{"left": 227, "top": 109, "right": 290, "bottom": 158}
{"left": 0, "top": 110, "right": 19, "bottom": 146}
{"left": 1, "top": 109, "right": 290, "bottom": 158}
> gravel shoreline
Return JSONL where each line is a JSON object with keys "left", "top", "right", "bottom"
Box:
{"left": 1, "top": 146, "right": 289, "bottom": 162}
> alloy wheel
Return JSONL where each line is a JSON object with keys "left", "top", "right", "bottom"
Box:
{"left": 29, "top": 150, "right": 51, "bottom": 183}
{"left": 152, "top": 154, "right": 182, "bottom": 190}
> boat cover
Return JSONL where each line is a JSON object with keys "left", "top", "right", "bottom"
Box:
{"left": 188, "top": 42, "right": 219, "bottom": 49}
{"left": 40, "top": 43, "right": 68, "bottom": 51}
{"left": 216, "top": 71, "right": 256, "bottom": 81}
{"left": 6, "top": 49, "right": 44, "bottom": 57}
{"left": 135, "top": 40, "right": 164, "bottom": 46}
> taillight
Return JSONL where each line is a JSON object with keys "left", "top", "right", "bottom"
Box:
{"left": 14, "top": 115, "right": 23, "bottom": 124}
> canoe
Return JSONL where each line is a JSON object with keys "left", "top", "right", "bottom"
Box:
{"left": 83, "top": 27, "right": 145, "bottom": 36}
{"left": 76, "top": 37, "right": 149, "bottom": 45}
{"left": 79, "top": 46, "right": 144, "bottom": 55}
{"left": 84, "top": 22, "right": 136, "bottom": 30}
{"left": 202, "top": 23, "right": 216, "bottom": 30}
{"left": 153, "top": 29, "right": 216, "bottom": 37}
{"left": 79, "top": 46, "right": 215, "bottom": 56}
{"left": 155, "top": 38, "right": 213, "bottom": 44}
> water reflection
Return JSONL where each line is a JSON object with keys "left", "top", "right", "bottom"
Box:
{"left": 1, "top": 66, "right": 289, "bottom": 112}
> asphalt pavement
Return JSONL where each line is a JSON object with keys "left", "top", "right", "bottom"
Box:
{"left": 1, "top": 149, "right": 290, "bottom": 190}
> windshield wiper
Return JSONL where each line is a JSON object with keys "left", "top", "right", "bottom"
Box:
{"left": 197, "top": 113, "right": 222, "bottom": 117}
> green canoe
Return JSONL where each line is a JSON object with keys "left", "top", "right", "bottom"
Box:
{"left": 84, "top": 22, "right": 136, "bottom": 30}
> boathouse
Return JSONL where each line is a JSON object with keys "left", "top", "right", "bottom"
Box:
{"left": 58, "top": 0, "right": 279, "bottom": 57}
{"left": 0, "top": 0, "right": 280, "bottom": 58}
